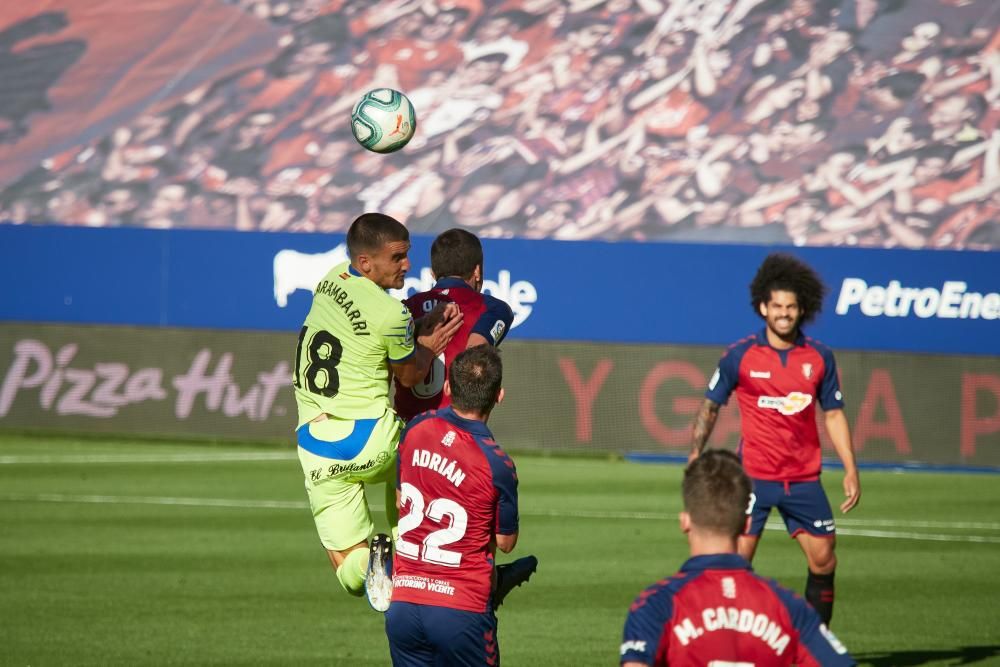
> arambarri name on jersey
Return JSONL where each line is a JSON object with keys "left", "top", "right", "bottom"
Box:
{"left": 294, "top": 261, "right": 415, "bottom": 425}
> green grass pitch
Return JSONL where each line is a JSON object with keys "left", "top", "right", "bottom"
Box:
{"left": 1, "top": 434, "right": 999, "bottom": 666}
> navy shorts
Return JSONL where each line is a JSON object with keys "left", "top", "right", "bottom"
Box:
{"left": 746, "top": 479, "right": 835, "bottom": 538}
{"left": 385, "top": 601, "right": 499, "bottom": 666}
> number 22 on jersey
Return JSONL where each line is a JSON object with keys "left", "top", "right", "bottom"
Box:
{"left": 397, "top": 482, "right": 468, "bottom": 567}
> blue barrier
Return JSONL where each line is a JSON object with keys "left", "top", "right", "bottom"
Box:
{"left": 1, "top": 224, "right": 997, "bottom": 355}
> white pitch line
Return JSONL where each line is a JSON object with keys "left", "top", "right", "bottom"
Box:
{"left": 831, "top": 527, "right": 1000, "bottom": 544}
{"left": 836, "top": 518, "right": 1000, "bottom": 531}
{"left": 1, "top": 493, "right": 998, "bottom": 544}
{"left": 0, "top": 493, "right": 307, "bottom": 509}
{"left": 0, "top": 452, "right": 297, "bottom": 465}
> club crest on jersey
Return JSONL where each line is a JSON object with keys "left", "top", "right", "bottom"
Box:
{"left": 802, "top": 363, "right": 813, "bottom": 379}
{"left": 722, "top": 577, "right": 737, "bottom": 599}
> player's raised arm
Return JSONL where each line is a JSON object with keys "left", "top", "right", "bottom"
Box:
{"left": 391, "top": 303, "right": 464, "bottom": 387}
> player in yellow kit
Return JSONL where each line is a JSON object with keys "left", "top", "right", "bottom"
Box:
{"left": 293, "top": 212, "right": 462, "bottom": 610}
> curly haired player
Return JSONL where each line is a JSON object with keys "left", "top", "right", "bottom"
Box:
{"left": 689, "top": 253, "right": 861, "bottom": 626}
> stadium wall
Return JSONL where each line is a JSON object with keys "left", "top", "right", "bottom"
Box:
{"left": 1, "top": 323, "right": 999, "bottom": 467}
{"left": 1, "top": 225, "right": 999, "bottom": 466}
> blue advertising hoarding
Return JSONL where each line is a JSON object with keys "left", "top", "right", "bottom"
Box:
{"left": 1, "top": 225, "right": 997, "bottom": 356}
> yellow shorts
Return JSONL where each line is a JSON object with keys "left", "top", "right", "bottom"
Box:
{"left": 296, "top": 411, "right": 403, "bottom": 551}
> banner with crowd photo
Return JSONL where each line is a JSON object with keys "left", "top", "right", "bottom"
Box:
{"left": 1, "top": 323, "right": 998, "bottom": 467}
{"left": 2, "top": 0, "right": 1000, "bottom": 249}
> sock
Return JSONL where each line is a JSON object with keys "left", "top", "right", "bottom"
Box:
{"left": 336, "top": 547, "right": 368, "bottom": 597}
{"left": 805, "top": 570, "right": 835, "bottom": 626}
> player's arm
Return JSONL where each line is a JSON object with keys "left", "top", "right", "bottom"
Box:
{"left": 825, "top": 409, "right": 860, "bottom": 513}
{"left": 690, "top": 398, "right": 721, "bottom": 463}
{"left": 620, "top": 584, "right": 673, "bottom": 667}
{"left": 487, "top": 444, "right": 519, "bottom": 554}
{"left": 690, "top": 350, "right": 740, "bottom": 462}
{"left": 816, "top": 349, "right": 860, "bottom": 513}
{"left": 496, "top": 531, "right": 518, "bottom": 553}
{"left": 390, "top": 303, "right": 463, "bottom": 387}
{"left": 467, "top": 332, "right": 491, "bottom": 348}
{"left": 467, "top": 296, "right": 515, "bottom": 350}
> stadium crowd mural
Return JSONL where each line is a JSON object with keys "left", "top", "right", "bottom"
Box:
{"left": 1, "top": 0, "right": 1000, "bottom": 249}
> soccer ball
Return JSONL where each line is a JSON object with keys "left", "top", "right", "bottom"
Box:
{"left": 350, "top": 88, "right": 417, "bottom": 154}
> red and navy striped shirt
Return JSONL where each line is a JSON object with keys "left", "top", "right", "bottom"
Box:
{"left": 394, "top": 278, "right": 514, "bottom": 423}
{"left": 621, "top": 554, "right": 855, "bottom": 666}
{"left": 706, "top": 329, "right": 844, "bottom": 482}
{"left": 392, "top": 406, "right": 518, "bottom": 613}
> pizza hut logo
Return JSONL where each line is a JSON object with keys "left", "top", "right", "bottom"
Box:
{"left": 802, "top": 363, "right": 813, "bottom": 379}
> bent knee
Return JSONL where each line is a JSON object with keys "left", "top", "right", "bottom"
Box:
{"left": 808, "top": 548, "right": 837, "bottom": 574}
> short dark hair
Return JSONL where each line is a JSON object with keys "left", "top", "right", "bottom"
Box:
{"left": 750, "top": 253, "right": 827, "bottom": 324}
{"left": 431, "top": 228, "right": 483, "bottom": 280}
{"left": 683, "top": 450, "right": 752, "bottom": 538}
{"left": 449, "top": 346, "right": 502, "bottom": 415}
{"left": 346, "top": 212, "right": 408, "bottom": 259}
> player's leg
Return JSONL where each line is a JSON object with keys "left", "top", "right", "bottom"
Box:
{"left": 739, "top": 479, "right": 780, "bottom": 563}
{"left": 296, "top": 415, "right": 396, "bottom": 597}
{"left": 298, "top": 466, "right": 373, "bottom": 595}
{"left": 384, "top": 601, "right": 436, "bottom": 667}
{"left": 778, "top": 480, "right": 838, "bottom": 625}
{"left": 424, "top": 605, "right": 500, "bottom": 666}
{"left": 354, "top": 413, "right": 404, "bottom": 611}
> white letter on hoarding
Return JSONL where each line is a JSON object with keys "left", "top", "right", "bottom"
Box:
{"left": 913, "top": 287, "right": 940, "bottom": 318}
{"left": 981, "top": 293, "right": 1000, "bottom": 320}
{"left": 937, "top": 281, "right": 965, "bottom": 318}
{"left": 860, "top": 286, "right": 886, "bottom": 316}
{"left": 0, "top": 340, "right": 53, "bottom": 417}
{"left": 835, "top": 278, "right": 867, "bottom": 315}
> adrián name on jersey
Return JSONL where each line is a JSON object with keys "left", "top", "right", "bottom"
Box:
{"left": 410, "top": 448, "right": 467, "bottom": 487}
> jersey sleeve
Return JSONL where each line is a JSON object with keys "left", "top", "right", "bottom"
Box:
{"left": 620, "top": 584, "right": 673, "bottom": 665}
{"left": 483, "top": 442, "right": 519, "bottom": 535}
{"left": 770, "top": 582, "right": 856, "bottom": 666}
{"left": 816, "top": 346, "right": 845, "bottom": 411}
{"left": 705, "top": 346, "right": 742, "bottom": 405}
{"left": 471, "top": 296, "right": 515, "bottom": 346}
{"left": 382, "top": 301, "right": 416, "bottom": 363}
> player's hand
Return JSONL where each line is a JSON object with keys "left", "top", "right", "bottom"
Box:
{"left": 840, "top": 470, "right": 860, "bottom": 513}
{"left": 687, "top": 449, "right": 701, "bottom": 465}
{"left": 418, "top": 304, "right": 464, "bottom": 356}
{"left": 415, "top": 302, "right": 460, "bottom": 336}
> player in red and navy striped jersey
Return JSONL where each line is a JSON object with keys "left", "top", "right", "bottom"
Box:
{"left": 621, "top": 450, "right": 855, "bottom": 667}
{"left": 386, "top": 346, "right": 535, "bottom": 666}
{"left": 394, "top": 228, "right": 514, "bottom": 424}
{"left": 689, "top": 254, "right": 861, "bottom": 627}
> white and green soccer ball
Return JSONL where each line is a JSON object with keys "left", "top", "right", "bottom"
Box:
{"left": 350, "top": 88, "right": 417, "bottom": 154}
